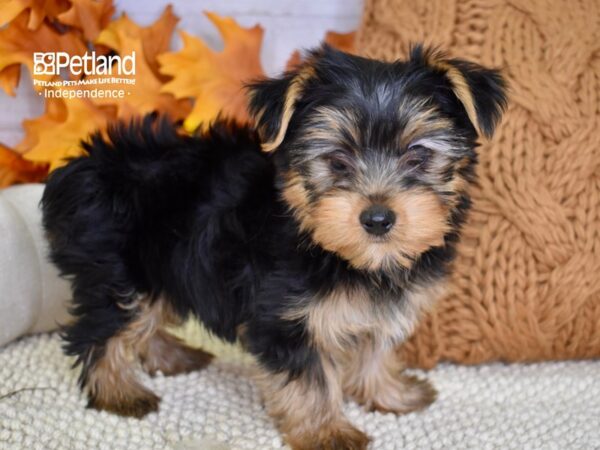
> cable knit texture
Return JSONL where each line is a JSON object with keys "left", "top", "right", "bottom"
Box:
{"left": 357, "top": 0, "right": 600, "bottom": 368}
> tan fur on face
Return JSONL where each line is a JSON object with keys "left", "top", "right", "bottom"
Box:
{"left": 294, "top": 188, "right": 450, "bottom": 271}
{"left": 254, "top": 360, "right": 369, "bottom": 450}
{"left": 86, "top": 299, "right": 212, "bottom": 417}
{"left": 398, "top": 100, "right": 453, "bottom": 147}
{"left": 281, "top": 170, "right": 311, "bottom": 222}
{"left": 442, "top": 157, "right": 471, "bottom": 207}
{"left": 301, "top": 106, "right": 361, "bottom": 149}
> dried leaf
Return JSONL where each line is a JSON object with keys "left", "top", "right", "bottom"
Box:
{"left": 159, "top": 12, "right": 265, "bottom": 132}
{"left": 139, "top": 4, "right": 178, "bottom": 81}
{"left": 0, "top": 64, "right": 21, "bottom": 97}
{"left": 324, "top": 30, "right": 357, "bottom": 54}
{"left": 22, "top": 97, "right": 112, "bottom": 170}
{"left": 0, "top": 11, "right": 87, "bottom": 95}
{"left": 0, "top": 144, "right": 48, "bottom": 187}
{"left": 0, "top": 0, "right": 70, "bottom": 30}
{"left": 92, "top": 7, "right": 188, "bottom": 119}
{"left": 285, "top": 50, "right": 302, "bottom": 71}
{"left": 285, "top": 30, "right": 357, "bottom": 70}
{"left": 16, "top": 97, "right": 66, "bottom": 153}
{"left": 57, "top": 0, "right": 115, "bottom": 41}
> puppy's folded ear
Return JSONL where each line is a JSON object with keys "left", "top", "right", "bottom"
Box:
{"left": 413, "top": 45, "right": 508, "bottom": 138}
{"left": 246, "top": 62, "right": 316, "bottom": 152}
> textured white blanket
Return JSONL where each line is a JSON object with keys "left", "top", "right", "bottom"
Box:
{"left": 0, "top": 333, "right": 598, "bottom": 450}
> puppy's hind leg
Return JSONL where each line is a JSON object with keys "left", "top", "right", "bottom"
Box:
{"left": 68, "top": 295, "right": 214, "bottom": 418}
{"left": 63, "top": 289, "right": 162, "bottom": 418}
{"left": 138, "top": 306, "right": 214, "bottom": 377}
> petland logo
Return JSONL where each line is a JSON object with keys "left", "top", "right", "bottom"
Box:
{"left": 33, "top": 51, "right": 136, "bottom": 76}
{"left": 32, "top": 51, "right": 136, "bottom": 99}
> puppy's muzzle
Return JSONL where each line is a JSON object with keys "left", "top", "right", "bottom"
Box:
{"left": 360, "top": 205, "right": 396, "bottom": 236}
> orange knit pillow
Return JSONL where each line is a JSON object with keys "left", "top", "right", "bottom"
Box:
{"left": 357, "top": 0, "right": 600, "bottom": 368}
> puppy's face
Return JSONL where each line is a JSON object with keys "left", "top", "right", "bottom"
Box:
{"left": 248, "top": 45, "right": 507, "bottom": 272}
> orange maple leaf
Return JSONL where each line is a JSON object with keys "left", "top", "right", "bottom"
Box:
{"left": 57, "top": 0, "right": 115, "bottom": 41}
{"left": 158, "top": 12, "right": 265, "bottom": 132}
{"left": 0, "top": 0, "right": 70, "bottom": 30}
{"left": 22, "top": 97, "right": 112, "bottom": 170}
{"left": 286, "top": 30, "right": 357, "bottom": 71}
{"left": 0, "top": 65, "right": 21, "bottom": 97}
{"left": 0, "top": 144, "right": 48, "bottom": 188}
{"left": 0, "top": 11, "right": 87, "bottom": 95}
{"left": 89, "top": 6, "right": 188, "bottom": 120}
{"left": 138, "top": 5, "right": 179, "bottom": 81}
{"left": 16, "top": 97, "right": 66, "bottom": 154}
{"left": 324, "top": 31, "right": 357, "bottom": 54}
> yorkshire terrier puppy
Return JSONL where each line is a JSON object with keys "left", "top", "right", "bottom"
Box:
{"left": 42, "top": 45, "right": 506, "bottom": 449}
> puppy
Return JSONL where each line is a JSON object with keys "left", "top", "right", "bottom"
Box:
{"left": 42, "top": 45, "right": 506, "bottom": 449}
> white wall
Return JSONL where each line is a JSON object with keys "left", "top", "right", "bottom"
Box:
{"left": 0, "top": 0, "right": 363, "bottom": 146}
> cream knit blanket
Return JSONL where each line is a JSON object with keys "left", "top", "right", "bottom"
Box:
{"left": 0, "top": 333, "right": 598, "bottom": 449}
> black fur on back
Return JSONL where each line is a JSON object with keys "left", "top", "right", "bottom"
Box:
{"left": 43, "top": 117, "right": 282, "bottom": 371}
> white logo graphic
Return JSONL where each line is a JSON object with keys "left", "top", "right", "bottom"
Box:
{"left": 32, "top": 51, "right": 137, "bottom": 99}
{"left": 33, "top": 51, "right": 136, "bottom": 76}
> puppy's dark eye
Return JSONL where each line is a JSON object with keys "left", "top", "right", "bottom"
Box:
{"left": 327, "top": 153, "right": 353, "bottom": 175}
{"left": 407, "top": 144, "right": 426, "bottom": 152}
{"left": 330, "top": 159, "right": 349, "bottom": 172}
{"left": 404, "top": 144, "right": 431, "bottom": 168}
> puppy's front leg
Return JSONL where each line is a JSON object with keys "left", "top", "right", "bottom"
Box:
{"left": 254, "top": 355, "right": 369, "bottom": 450}
{"left": 343, "top": 339, "right": 436, "bottom": 415}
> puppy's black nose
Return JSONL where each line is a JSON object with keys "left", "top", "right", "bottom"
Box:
{"left": 360, "top": 205, "right": 396, "bottom": 236}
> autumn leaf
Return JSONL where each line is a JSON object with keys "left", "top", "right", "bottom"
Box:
{"left": 286, "top": 30, "right": 357, "bottom": 70}
{"left": 285, "top": 50, "right": 302, "bottom": 71}
{"left": 90, "top": 7, "right": 188, "bottom": 119}
{"left": 97, "top": 4, "right": 178, "bottom": 80}
{"left": 22, "top": 97, "right": 112, "bottom": 170}
{"left": 0, "top": 11, "right": 87, "bottom": 95}
{"left": 324, "top": 31, "right": 357, "bottom": 54}
{"left": 0, "top": 144, "right": 48, "bottom": 187}
{"left": 158, "top": 12, "right": 265, "bottom": 132}
{"left": 57, "top": 0, "right": 115, "bottom": 41}
{"left": 139, "top": 5, "right": 179, "bottom": 81}
{"left": 0, "top": 65, "right": 21, "bottom": 97}
{"left": 16, "top": 97, "right": 66, "bottom": 154}
{"left": 0, "top": 0, "right": 70, "bottom": 30}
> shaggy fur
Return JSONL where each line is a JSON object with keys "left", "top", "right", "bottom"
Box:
{"left": 42, "top": 45, "right": 506, "bottom": 449}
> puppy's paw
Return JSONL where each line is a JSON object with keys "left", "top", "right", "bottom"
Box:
{"left": 369, "top": 375, "right": 437, "bottom": 415}
{"left": 287, "top": 421, "right": 370, "bottom": 450}
{"left": 316, "top": 426, "right": 370, "bottom": 450}
{"left": 88, "top": 387, "right": 160, "bottom": 418}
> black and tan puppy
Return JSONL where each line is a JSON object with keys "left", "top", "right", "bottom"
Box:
{"left": 42, "top": 45, "right": 506, "bottom": 449}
